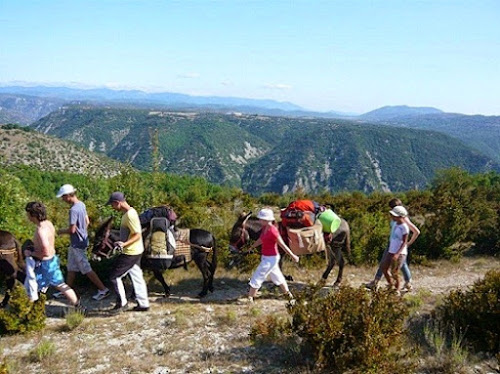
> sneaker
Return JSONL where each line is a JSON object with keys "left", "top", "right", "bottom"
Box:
{"left": 52, "top": 291, "right": 64, "bottom": 299}
{"left": 403, "top": 282, "right": 413, "bottom": 292}
{"left": 92, "top": 288, "right": 110, "bottom": 301}
{"left": 132, "top": 305, "right": 149, "bottom": 312}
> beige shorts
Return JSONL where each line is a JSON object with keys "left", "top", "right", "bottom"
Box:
{"left": 67, "top": 246, "right": 92, "bottom": 274}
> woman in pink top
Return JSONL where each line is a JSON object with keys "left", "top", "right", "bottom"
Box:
{"left": 245, "top": 208, "right": 299, "bottom": 303}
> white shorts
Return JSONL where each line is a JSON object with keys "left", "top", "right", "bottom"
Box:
{"left": 249, "top": 255, "right": 286, "bottom": 289}
{"left": 67, "top": 246, "right": 92, "bottom": 274}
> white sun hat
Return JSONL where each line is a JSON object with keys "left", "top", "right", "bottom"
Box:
{"left": 56, "top": 184, "right": 76, "bottom": 198}
{"left": 389, "top": 205, "right": 408, "bottom": 217}
{"left": 257, "top": 208, "right": 275, "bottom": 221}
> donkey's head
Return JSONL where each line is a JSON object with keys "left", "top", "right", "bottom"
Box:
{"left": 91, "top": 217, "right": 117, "bottom": 259}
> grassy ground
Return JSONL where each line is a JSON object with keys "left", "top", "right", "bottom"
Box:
{"left": 0, "top": 256, "right": 499, "bottom": 373}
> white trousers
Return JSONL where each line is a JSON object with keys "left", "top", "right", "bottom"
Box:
{"left": 24, "top": 257, "right": 39, "bottom": 301}
{"left": 113, "top": 264, "right": 150, "bottom": 308}
{"left": 249, "top": 255, "right": 287, "bottom": 290}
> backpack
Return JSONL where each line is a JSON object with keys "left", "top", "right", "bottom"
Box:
{"left": 280, "top": 200, "right": 322, "bottom": 228}
{"left": 139, "top": 206, "right": 177, "bottom": 259}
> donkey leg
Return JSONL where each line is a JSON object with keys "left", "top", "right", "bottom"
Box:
{"left": 279, "top": 254, "right": 294, "bottom": 282}
{"left": 321, "top": 247, "right": 336, "bottom": 284}
{"left": 193, "top": 252, "right": 211, "bottom": 298}
{"left": 153, "top": 270, "right": 170, "bottom": 298}
{"left": 333, "top": 245, "right": 345, "bottom": 287}
{"left": 1, "top": 277, "right": 16, "bottom": 307}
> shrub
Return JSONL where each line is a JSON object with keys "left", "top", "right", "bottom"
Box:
{"left": 434, "top": 269, "right": 500, "bottom": 353}
{"left": 250, "top": 314, "right": 291, "bottom": 346}
{"left": 250, "top": 284, "right": 413, "bottom": 373}
{"left": 65, "top": 309, "right": 85, "bottom": 331}
{"left": 0, "top": 284, "right": 46, "bottom": 335}
{"left": 288, "top": 285, "right": 412, "bottom": 373}
{"left": 29, "top": 339, "right": 55, "bottom": 362}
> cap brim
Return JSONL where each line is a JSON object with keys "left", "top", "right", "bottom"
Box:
{"left": 389, "top": 211, "right": 398, "bottom": 216}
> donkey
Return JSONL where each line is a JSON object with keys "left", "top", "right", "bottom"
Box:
{"left": 229, "top": 212, "right": 350, "bottom": 286}
{"left": 0, "top": 230, "right": 26, "bottom": 307}
{"left": 92, "top": 217, "right": 217, "bottom": 298}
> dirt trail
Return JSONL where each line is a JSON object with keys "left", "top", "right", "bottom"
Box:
{"left": 0, "top": 257, "right": 498, "bottom": 374}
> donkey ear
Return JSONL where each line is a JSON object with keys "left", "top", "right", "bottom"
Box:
{"left": 238, "top": 212, "right": 253, "bottom": 221}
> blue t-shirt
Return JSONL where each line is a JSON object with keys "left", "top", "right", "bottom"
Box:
{"left": 69, "top": 201, "right": 89, "bottom": 249}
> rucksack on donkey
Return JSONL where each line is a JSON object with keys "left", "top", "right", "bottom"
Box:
{"left": 280, "top": 200, "right": 323, "bottom": 228}
{"left": 139, "top": 206, "right": 177, "bottom": 260}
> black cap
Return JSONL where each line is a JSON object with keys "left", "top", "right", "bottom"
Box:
{"left": 106, "top": 191, "right": 125, "bottom": 205}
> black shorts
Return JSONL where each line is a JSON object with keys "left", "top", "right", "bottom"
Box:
{"left": 109, "top": 254, "right": 142, "bottom": 280}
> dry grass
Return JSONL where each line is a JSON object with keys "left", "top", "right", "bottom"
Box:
{"left": 0, "top": 256, "right": 498, "bottom": 373}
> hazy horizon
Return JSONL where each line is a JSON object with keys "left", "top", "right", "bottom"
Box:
{"left": 1, "top": 1, "right": 498, "bottom": 116}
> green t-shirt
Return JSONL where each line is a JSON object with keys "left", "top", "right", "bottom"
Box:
{"left": 120, "top": 208, "right": 144, "bottom": 255}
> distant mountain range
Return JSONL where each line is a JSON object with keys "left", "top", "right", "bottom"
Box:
{"left": 359, "top": 105, "right": 444, "bottom": 121}
{"left": 29, "top": 107, "right": 500, "bottom": 194}
{"left": 1, "top": 85, "right": 499, "bottom": 194}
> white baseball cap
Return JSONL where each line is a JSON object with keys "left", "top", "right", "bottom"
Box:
{"left": 389, "top": 205, "right": 408, "bottom": 217}
{"left": 56, "top": 184, "right": 76, "bottom": 198}
{"left": 257, "top": 208, "right": 275, "bottom": 221}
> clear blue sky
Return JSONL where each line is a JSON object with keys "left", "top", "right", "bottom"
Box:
{"left": 1, "top": 0, "right": 498, "bottom": 115}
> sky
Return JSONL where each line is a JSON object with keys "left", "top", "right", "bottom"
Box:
{"left": 0, "top": 0, "right": 499, "bottom": 115}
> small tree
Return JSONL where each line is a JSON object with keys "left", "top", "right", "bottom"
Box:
{"left": 0, "top": 284, "right": 46, "bottom": 335}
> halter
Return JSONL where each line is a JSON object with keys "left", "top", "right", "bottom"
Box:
{"left": 94, "top": 229, "right": 116, "bottom": 259}
{"left": 229, "top": 215, "right": 251, "bottom": 253}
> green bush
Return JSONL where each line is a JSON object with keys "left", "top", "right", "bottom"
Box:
{"left": 288, "top": 285, "right": 412, "bottom": 373}
{"left": 0, "top": 284, "right": 46, "bottom": 335}
{"left": 434, "top": 269, "right": 500, "bottom": 353}
{"left": 250, "top": 284, "right": 413, "bottom": 373}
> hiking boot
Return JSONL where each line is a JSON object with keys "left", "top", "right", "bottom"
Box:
{"left": 132, "top": 305, "right": 149, "bottom": 312}
{"left": 403, "top": 282, "right": 413, "bottom": 292}
{"left": 75, "top": 301, "right": 88, "bottom": 316}
{"left": 92, "top": 288, "right": 110, "bottom": 301}
{"left": 110, "top": 303, "right": 128, "bottom": 314}
{"left": 365, "top": 280, "right": 379, "bottom": 290}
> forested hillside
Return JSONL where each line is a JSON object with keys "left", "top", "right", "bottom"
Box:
{"left": 362, "top": 112, "right": 500, "bottom": 163}
{"left": 31, "top": 106, "right": 500, "bottom": 194}
{"left": 0, "top": 125, "right": 121, "bottom": 177}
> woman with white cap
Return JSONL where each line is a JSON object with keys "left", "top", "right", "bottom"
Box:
{"left": 243, "top": 208, "right": 299, "bottom": 303}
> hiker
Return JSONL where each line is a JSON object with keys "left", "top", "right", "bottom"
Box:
{"left": 380, "top": 205, "right": 410, "bottom": 295}
{"left": 242, "top": 208, "right": 299, "bottom": 303}
{"left": 55, "top": 184, "right": 110, "bottom": 301}
{"left": 23, "top": 201, "right": 80, "bottom": 307}
{"left": 366, "top": 198, "right": 420, "bottom": 291}
{"left": 106, "top": 192, "right": 150, "bottom": 312}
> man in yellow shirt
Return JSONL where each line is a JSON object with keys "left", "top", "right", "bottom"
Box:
{"left": 106, "top": 192, "right": 149, "bottom": 312}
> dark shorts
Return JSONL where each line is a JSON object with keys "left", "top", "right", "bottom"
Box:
{"left": 109, "top": 254, "right": 143, "bottom": 280}
{"left": 142, "top": 258, "right": 172, "bottom": 271}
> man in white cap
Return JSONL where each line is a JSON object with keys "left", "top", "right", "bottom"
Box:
{"left": 56, "top": 184, "right": 109, "bottom": 301}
